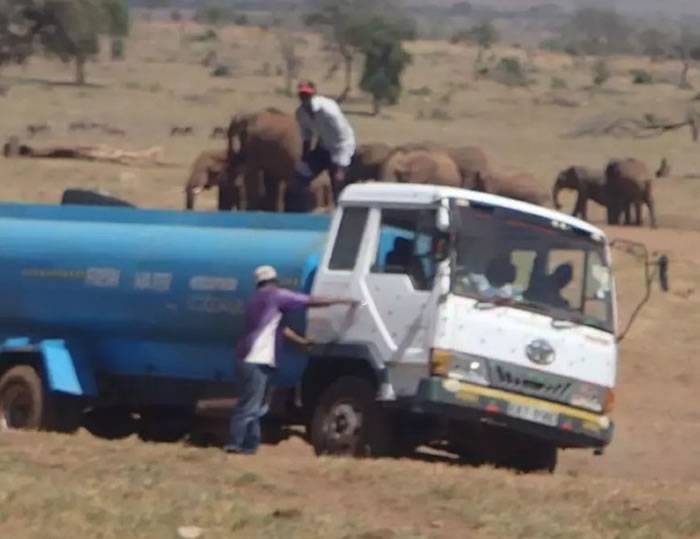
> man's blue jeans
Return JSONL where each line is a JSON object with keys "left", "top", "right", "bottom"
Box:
{"left": 226, "top": 362, "right": 272, "bottom": 454}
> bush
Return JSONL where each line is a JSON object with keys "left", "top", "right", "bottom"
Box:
{"left": 592, "top": 59, "right": 611, "bottom": 87}
{"left": 631, "top": 69, "right": 654, "bottom": 84}
{"left": 211, "top": 65, "right": 232, "bottom": 77}
{"left": 408, "top": 86, "right": 432, "bottom": 96}
{"left": 430, "top": 107, "right": 452, "bottom": 121}
{"left": 491, "top": 57, "right": 529, "bottom": 87}
{"left": 551, "top": 76, "right": 568, "bottom": 90}
{"left": 189, "top": 29, "right": 219, "bottom": 42}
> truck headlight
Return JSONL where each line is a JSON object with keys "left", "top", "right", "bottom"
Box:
{"left": 570, "top": 383, "right": 614, "bottom": 414}
{"left": 431, "top": 350, "right": 490, "bottom": 387}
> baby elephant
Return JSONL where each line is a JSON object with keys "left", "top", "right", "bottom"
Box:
{"left": 605, "top": 158, "right": 656, "bottom": 228}
{"left": 552, "top": 166, "right": 607, "bottom": 220}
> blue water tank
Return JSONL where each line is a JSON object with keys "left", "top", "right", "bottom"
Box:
{"left": 0, "top": 203, "right": 330, "bottom": 388}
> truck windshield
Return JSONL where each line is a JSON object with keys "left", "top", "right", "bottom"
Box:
{"left": 452, "top": 203, "right": 613, "bottom": 333}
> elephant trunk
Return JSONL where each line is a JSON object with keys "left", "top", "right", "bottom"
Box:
{"left": 185, "top": 186, "right": 197, "bottom": 210}
{"left": 552, "top": 179, "right": 564, "bottom": 210}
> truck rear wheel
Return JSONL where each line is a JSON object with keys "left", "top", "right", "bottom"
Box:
{"left": 137, "top": 407, "right": 192, "bottom": 443}
{"left": 83, "top": 407, "right": 136, "bottom": 440}
{"left": 0, "top": 365, "right": 81, "bottom": 433}
{"left": 310, "top": 376, "right": 392, "bottom": 458}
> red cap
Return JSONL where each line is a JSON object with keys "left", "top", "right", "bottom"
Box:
{"left": 297, "top": 81, "right": 317, "bottom": 95}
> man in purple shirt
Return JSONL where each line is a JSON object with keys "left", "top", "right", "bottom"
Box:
{"left": 224, "top": 265, "right": 355, "bottom": 454}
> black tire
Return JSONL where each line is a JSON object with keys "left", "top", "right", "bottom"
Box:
{"left": 513, "top": 440, "right": 558, "bottom": 474}
{"left": 0, "top": 366, "right": 44, "bottom": 431}
{"left": 493, "top": 435, "right": 558, "bottom": 474}
{"left": 310, "top": 376, "right": 393, "bottom": 458}
{"left": 0, "top": 365, "right": 82, "bottom": 433}
{"left": 137, "top": 407, "right": 192, "bottom": 444}
{"left": 83, "top": 407, "right": 136, "bottom": 440}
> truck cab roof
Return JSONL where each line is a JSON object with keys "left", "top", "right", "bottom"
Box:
{"left": 339, "top": 183, "right": 606, "bottom": 240}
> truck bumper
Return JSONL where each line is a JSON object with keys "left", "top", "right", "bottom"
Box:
{"left": 413, "top": 377, "right": 614, "bottom": 449}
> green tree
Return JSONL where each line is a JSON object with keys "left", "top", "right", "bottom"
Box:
{"left": 357, "top": 16, "right": 415, "bottom": 115}
{"left": 276, "top": 28, "right": 303, "bottom": 96}
{"left": 101, "top": 0, "right": 129, "bottom": 60}
{"left": 305, "top": 0, "right": 399, "bottom": 103}
{"left": 556, "top": 8, "right": 632, "bottom": 56}
{"left": 37, "top": 0, "right": 102, "bottom": 85}
{"left": 451, "top": 20, "right": 499, "bottom": 74}
{"left": 0, "top": 0, "right": 130, "bottom": 84}
{"left": 638, "top": 28, "right": 672, "bottom": 60}
{"left": 674, "top": 29, "right": 700, "bottom": 90}
{"left": 592, "top": 58, "right": 611, "bottom": 87}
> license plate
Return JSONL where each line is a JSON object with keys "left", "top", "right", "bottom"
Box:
{"left": 506, "top": 402, "right": 559, "bottom": 427}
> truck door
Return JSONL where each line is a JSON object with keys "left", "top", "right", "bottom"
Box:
{"left": 308, "top": 205, "right": 439, "bottom": 396}
{"left": 362, "top": 208, "right": 438, "bottom": 391}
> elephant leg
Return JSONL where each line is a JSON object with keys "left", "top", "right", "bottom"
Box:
{"left": 606, "top": 202, "right": 619, "bottom": 225}
{"left": 243, "top": 167, "right": 261, "bottom": 211}
{"left": 277, "top": 181, "right": 287, "bottom": 212}
{"left": 262, "top": 173, "right": 278, "bottom": 212}
{"left": 646, "top": 196, "right": 657, "bottom": 229}
{"left": 623, "top": 203, "right": 632, "bottom": 225}
{"left": 217, "top": 181, "right": 236, "bottom": 211}
{"left": 634, "top": 201, "right": 643, "bottom": 226}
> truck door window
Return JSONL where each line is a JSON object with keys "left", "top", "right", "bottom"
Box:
{"left": 372, "top": 209, "right": 437, "bottom": 291}
{"left": 328, "top": 207, "right": 369, "bottom": 271}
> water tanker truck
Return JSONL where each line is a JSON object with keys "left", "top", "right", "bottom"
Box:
{"left": 0, "top": 183, "right": 667, "bottom": 471}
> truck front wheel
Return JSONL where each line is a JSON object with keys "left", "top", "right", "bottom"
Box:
{"left": 0, "top": 365, "right": 81, "bottom": 433}
{"left": 310, "top": 376, "right": 392, "bottom": 458}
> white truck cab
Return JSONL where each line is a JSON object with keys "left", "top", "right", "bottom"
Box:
{"left": 305, "top": 183, "right": 619, "bottom": 472}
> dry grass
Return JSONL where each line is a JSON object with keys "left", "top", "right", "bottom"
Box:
{"left": 1, "top": 431, "right": 700, "bottom": 539}
{"left": 2, "top": 18, "right": 700, "bottom": 539}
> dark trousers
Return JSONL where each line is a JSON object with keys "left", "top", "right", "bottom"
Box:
{"left": 226, "top": 362, "right": 272, "bottom": 454}
{"left": 287, "top": 146, "right": 349, "bottom": 212}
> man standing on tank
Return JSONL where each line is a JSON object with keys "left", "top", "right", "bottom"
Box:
{"left": 289, "top": 81, "right": 356, "bottom": 211}
{"left": 225, "top": 265, "right": 355, "bottom": 455}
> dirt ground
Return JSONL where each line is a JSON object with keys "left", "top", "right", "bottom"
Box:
{"left": 1, "top": 19, "right": 700, "bottom": 538}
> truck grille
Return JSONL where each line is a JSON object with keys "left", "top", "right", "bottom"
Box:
{"left": 489, "top": 361, "right": 574, "bottom": 404}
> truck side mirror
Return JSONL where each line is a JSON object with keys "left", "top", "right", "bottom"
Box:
{"left": 611, "top": 239, "right": 670, "bottom": 342}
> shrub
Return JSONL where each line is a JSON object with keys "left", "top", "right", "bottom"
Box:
{"left": 631, "top": 69, "right": 654, "bottom": 84}
{"left": 592, "top": 59, "right": 611, "bottom": 87}
{"left": 491, "top": 57, "right": 529, "bottom": 87}
{"left": 211, "top": 65, "right": 232, "bottom": 77}
{"left": 551, "top": 76, "right": 568, "bottom": 90}
{"left": 408, "top": 86, "right": 432, "bottom": 96}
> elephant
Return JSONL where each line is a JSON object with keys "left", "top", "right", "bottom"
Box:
{"left": 379, "top": 147, "right": 462, "bottom": 187}
{"left": 604, "top": 158, "right": 656, "bottom": 228}
{"left": 477, "top": 171, "right": 548, "bottom": 206}
{"left": 346, "top": 142, "right": 393, "bottom": 184}
{"left": 221, "top": 108, "right": 332, "bottom": 213}
{"left": 446, "top": 146, "right": 490, "bottom": 190}
{"left": 552, "top": 166, "right": 607, "bottom": 220}
{"left": 184, "top": 149, "right": 228, "bottom": 210}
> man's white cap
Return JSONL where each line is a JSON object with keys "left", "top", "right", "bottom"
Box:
{"left": 255, "top": 265, "right": 278, "bottom": 284}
